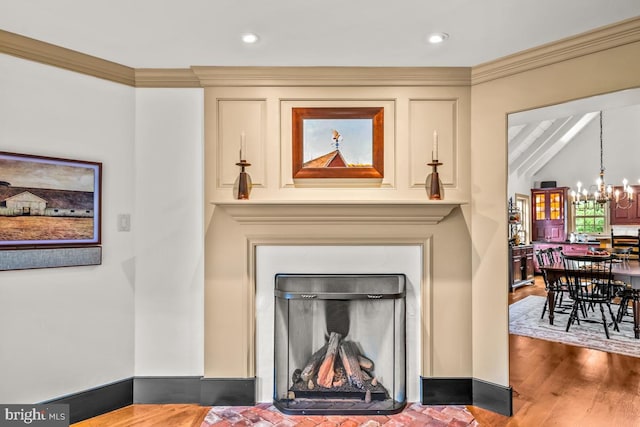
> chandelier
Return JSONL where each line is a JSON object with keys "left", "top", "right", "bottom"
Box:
{"left": 571, "top": 111, "right": 635, "bottom": 209}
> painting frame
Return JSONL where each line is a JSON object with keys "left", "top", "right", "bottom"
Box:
{"left": 0, "top": 151, "right": 102, "bottom": 248}
{"left": 292, "top": 107, "right": 384, "bottom": 179}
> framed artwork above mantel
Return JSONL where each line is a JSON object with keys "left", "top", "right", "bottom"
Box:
{"left": 291, "top": 107, "right": 384, "bottom": 179}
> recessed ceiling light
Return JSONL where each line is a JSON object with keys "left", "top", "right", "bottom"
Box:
{"left": 428, "top": 33, "right": 449, "bottom": 44}
{"left": 242, "top": 33, "right": 259, "bottom": 44}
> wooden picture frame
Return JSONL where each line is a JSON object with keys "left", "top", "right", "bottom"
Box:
{"left": 0, "top": 151, "right": 102, "bottom": 248}
{"left": 292, "top": 107, "right": 384, "bottom": 179}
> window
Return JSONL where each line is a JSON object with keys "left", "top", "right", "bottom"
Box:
{"left": 515, "top": 193, "right": 530, "bottom": 244}
{"left": 574, "top": 200, "right": 608, "bottom": 234}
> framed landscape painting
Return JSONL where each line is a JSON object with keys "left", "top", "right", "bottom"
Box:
{"left": 292, "top": 107, "right": 384, "bottom": 179}
{"left": 0, "top": 151, "right": 102, "bottom": 248}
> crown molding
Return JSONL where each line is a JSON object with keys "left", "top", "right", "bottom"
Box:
{"left": 0, "top": 29, "right": 135, "bottom": 86}
{"left": 191, "top": 66, "right": 471, "bottom": 87}
{"left": 3, "top": 16, "right": 639, "bottom": 88}
{"left": 135, "top": 68, "right": 201, "bottom": 88}
{"left": 471, "top": 16, "right": 640, "bottom": 85}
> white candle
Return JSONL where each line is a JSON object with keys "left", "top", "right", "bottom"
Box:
{"left": 240, "top": 131, "right": 246, "bottom": 160}
{"left": 432, "top": 130, "right": 438, "bottom": 161}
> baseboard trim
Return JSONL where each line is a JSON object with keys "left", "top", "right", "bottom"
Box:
{"left": 472, "top": 378, "right": 513, "bottom": 417}
{"left": 200, "top": 378, "right": 256, "bottom": 406}
{"left": 421, "top": 377, "right": 473, "bottom": 405}
{"left": 134, "top": 376, "right": 202, "bottom": 404}
{"left": 421, "top": 376, "right": 512, "bottom": 416}
{"left": 42, "top": 375, "right": 510, "bottom": 422}
{"left": 40, "top": 378, "right": 133, "bottom": 424}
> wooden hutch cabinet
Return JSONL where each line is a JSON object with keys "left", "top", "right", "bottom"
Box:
{"left": 531, "top": 187, "right": 569, "bottom": 242}
{"left": 509, "top": 244, "right": 535, "bottom": 291}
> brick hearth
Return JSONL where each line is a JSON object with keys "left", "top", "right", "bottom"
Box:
{"left": 200, "top": 402, "right": 478, "bottom": 426}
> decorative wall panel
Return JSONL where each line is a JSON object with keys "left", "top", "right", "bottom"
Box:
{"left": 217, "top": 100, "right": 266, "bottom": 189}
{"left": 409, "top": 99, "right": 457, "bottom": 187}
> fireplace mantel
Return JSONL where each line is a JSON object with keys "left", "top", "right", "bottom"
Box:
{"left": 212, "top": 200, "right": 464, "bottom": 225}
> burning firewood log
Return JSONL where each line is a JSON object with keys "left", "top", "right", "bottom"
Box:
{"left": 332, "top": 366, "right": 347, "bottom": 387}
{"left": 301, "top": 343, "right": 328, "bottom": 382}
{"left": 358, "top": 354, "right": 374, "bottom": 371}
{"left": 316, "top": 332, "right": 342, "bottom": 388}
{"left": 338, "top": 340, "right": 366, "bottom": 389}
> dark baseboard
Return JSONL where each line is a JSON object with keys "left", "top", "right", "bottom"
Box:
{"left": 200, "top": 378, "right": 256, "bottom": 406}
{"left": 472, "top": 378, "right": 513, "bottom": 417}
{"left": 134, "top": 376, "right": 202, "bottom": 404}
{"left": 421, "top": 377, "right": 472, "bottom": 405}
{"left": 421, "top": 376, "right": 512, "bottom": 416}
{"left": 40, "top": 378, "right": 133, "bottom": 424}
{"left": 42, "top": 375, "right": 510, "bottom": 423}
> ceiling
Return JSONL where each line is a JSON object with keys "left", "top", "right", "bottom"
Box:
{"left": 508, "top": 88, "right": 640, "bottom": 180}
{"left": 1, "top": 0, "right": 639, "bottom": 69}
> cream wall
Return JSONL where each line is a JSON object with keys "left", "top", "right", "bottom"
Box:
{"left": 0, "top": 54, "right": 136, "bottom": 403}
{"left": 133, "top": 88, "right": 205, "bottom": 376}
{"left": 202, "top": 76, "right": 473, "bottom": 380}
{"left": 471, "top": 41, "right": 640, "bottom": 386}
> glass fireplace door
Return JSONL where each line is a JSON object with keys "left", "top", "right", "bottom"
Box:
{"left": 273, "top": 274, "right": 406, "bottom": 415}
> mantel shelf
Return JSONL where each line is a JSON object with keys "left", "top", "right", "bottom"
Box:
{"left": 212, "top": 200, "right": 465, "bottom": 225}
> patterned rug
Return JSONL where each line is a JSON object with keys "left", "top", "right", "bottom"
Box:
{"left": 509, "top": 295, "right": 640, "bottom": 357}
{"left": 200, "top": 402, "right": 478, "bottom": 426}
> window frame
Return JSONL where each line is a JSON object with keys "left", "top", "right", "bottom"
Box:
{"left": 572, "top": 199, "right": 610, "bottom": 235}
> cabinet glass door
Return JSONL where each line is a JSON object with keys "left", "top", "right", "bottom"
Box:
{"left": 549, "top": 191, "right": 563, "bottom": 220}
{"left": 535, "top": 193, "right": 546, "bottom": 220}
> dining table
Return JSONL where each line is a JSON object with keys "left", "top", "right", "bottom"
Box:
{"left": 540, "top": 259, "right": 640, "bottom": 338}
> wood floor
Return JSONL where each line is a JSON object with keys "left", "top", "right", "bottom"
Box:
{"left": 72, "top": 276, "right": 640, "bottom": 426}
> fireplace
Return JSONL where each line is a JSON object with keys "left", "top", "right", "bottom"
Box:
{"left": 273, "top": 274, "right": 406, "bottom": 415}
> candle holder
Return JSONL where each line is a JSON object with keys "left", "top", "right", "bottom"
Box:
{"left": 234, "top": 160, "right": 252, "bottom": 200}
{"left": 425, "top": 160, "right": 444, "bottom": 200}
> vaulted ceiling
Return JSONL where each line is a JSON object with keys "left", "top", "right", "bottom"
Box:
{"left": 508, "top": 88, "right": 640, "bottom": 182}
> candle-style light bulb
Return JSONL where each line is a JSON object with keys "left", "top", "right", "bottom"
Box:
{"left": 240, "top": 131, "right": 246, "bottom": 161}
{"left": 432, "top": 130, "right": 438, "bottom": 161}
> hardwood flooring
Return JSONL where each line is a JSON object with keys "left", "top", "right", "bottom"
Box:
{"left": 468, "top": 276, "right": 640, "bottom": 426}
{"left": 72, "top": 276, "right": 640, "bottom": 426}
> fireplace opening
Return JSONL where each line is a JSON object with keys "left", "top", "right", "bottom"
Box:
{"left": 273, "top": 274, "right": 406, "bottom": 415}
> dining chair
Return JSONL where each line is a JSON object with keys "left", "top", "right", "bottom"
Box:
{"left": 537, "top": 248, "right": 570, "bottom": 320}
{"left": 562, "top": 254, "right": 619, "bottom": 339}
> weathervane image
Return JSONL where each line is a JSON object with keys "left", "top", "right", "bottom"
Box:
{"left": 331, "top": 129, "right": 343, "bottom": 150}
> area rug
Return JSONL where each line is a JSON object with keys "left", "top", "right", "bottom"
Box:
{"left": 509, "top": 295, "right": 640, "bottom": 358}
{"left": 201, "top": 402, "right": 478, "bottom": 426}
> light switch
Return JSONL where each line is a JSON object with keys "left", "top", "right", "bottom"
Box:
{"left": 118, "top": 214, "right": 131, "bottom": 232}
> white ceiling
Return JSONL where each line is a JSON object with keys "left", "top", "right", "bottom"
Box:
{"left": 1, "top": 0, "right": 639, "bottom": 68}
{"left": 508, "top": 88, "right": 640, "bottom": 180}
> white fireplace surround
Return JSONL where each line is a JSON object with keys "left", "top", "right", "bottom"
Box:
{"left": 255, "top": 245, "right": 422, "bottom": 403}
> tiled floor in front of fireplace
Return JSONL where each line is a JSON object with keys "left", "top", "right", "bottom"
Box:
{"left": 200, "top": 402, "right": 478, "bottom": 426}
